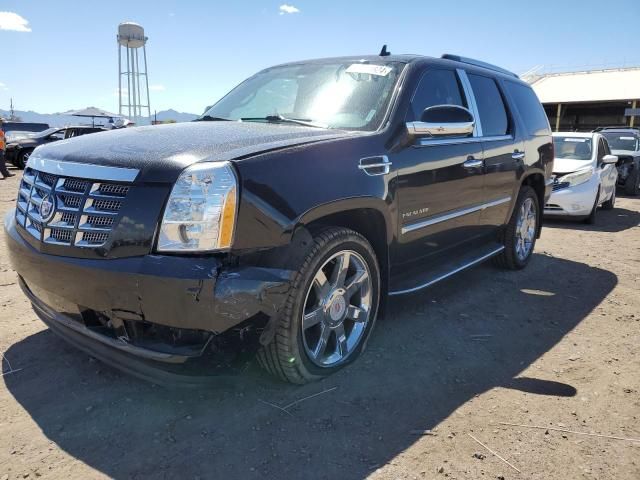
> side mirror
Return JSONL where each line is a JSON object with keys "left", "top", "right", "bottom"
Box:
{"left": 406, "top": 105, "right": 475, "bottom": 138}
{"left": 602, "top": 154, "right": 618, "bottom": 165}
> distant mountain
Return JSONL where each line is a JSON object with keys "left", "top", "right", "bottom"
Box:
{"left": 151, "top": 109, "right": 199, "bottom": 123}
{"left": 0, "top": 108, "right": 199, "bottom": 127}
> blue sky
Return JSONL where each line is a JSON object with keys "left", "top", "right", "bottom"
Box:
{"left": 1, "top": 0, "right": 639, "bottom": 115}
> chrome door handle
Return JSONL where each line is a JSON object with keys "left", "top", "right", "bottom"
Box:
{"left": 358, "top": 155, "right": 391, "bottom": 176}
{"left": 512, "top": 151, "right": 526, "bottom": 160}
{"left": 463, "top": 158, "right": 483, "bottom": 169}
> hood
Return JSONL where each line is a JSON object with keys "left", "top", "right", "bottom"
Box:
{"left": 552, "top": 157, "right": 594, "bottom": 174}
{"left": 30, "top": 122, "right": 353, "bottom": 183}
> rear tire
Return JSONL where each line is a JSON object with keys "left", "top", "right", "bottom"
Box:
{"left": 257, "top": 227, "right": 381, "bottom": 384}
{"left": 494, "top": 185, "right": 539, "bottom": 270}
{"left": 624, "top": 167, "right": 640, "bottom": 195}
{"left": 601, "top": 187, "right": 615, "bottom": 210}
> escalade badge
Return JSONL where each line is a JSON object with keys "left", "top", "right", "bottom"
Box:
{"left": 39, "top": 194, "right": 56, "bottom": 223}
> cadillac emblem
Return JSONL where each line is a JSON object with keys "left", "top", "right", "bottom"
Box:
{"left": 39, "top": 194, "right": 56, "bottom": 223}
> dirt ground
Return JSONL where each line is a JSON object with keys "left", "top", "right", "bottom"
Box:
{"left": 1, "top": 166, "right": 639, "bottom": 480}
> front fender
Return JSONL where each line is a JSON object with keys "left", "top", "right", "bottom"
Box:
{"left": 293, "top": 196, "right": 394, "bottom": 243}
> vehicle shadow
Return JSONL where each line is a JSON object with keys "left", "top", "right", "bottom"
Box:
{"left": 544, "top": 206, "right": 640, "bottom": 233}
{"left": 3, "top": 254, "right": 616, "bottom": 479}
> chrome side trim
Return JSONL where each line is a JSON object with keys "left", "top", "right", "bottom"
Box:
{"left": 401, "top": 196, "right": 511, "bottom": 234}
{"left": 417, "top": 134, "right": 512, "bottom": 147}
{"left": 388, "top": 245, "right": 505, "bottom": 296}
{"left": 457, "top": 69, "right": 483, "bottom": 137}
{"left": 27, "top": 156, "right": 140, "bottom": 183}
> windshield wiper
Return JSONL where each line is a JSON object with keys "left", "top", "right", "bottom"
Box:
{"left": 240, "top": 115, "right": 327, "bottom": 129}
{"left": 194, "top": 115, "right": 232, "bottom": 122}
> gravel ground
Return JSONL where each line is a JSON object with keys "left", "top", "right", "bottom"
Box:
{"left": 1, "top": 167, "right": 639, "bottom": 480}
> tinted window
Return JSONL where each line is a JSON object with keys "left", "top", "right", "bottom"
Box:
{"left": 504, "top": 81, "right": 550, "bottom": 136}
{"left": 410, "top": 69, "right": 466, "bottom": 120}
{"left": 467, "top": 74, "right": 509, "bottom": 136}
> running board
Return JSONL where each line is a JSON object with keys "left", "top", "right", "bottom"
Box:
{"left": 388, "top": 244, "right": 505, "bottom": 296}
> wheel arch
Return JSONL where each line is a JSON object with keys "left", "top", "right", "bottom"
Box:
{"left": 295, "top": 198, "right": 392, "bottom": 298}
{"left": 520, "top": 172, "right": 546, "bottom": 237}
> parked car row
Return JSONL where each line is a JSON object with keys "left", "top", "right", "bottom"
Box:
{"left": 543, "top": 126, "right": 640, "bottom": 224}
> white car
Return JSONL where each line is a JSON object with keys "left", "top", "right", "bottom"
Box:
{"left": 545, "top": 132, "right": 618, "bottom": 223}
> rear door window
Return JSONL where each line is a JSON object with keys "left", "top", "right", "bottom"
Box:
{"left": 504, "top": 81, "right": 551, "bottom": 136}
{"left": 467, "top": 73, "right": 509, "bottom": 137}
{"left": 409, "top": 69, "right": 467, "bottom": 120}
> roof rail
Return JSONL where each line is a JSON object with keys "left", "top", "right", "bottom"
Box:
{"left": 441, "top": 54, "right": 519, "bottom": 78}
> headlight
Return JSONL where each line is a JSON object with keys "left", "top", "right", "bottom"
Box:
{"left": 559, "top": 167, "right": 593, "bottom": 187}
{"left": 157, "top": 162, "right": 238, "bottom": 252}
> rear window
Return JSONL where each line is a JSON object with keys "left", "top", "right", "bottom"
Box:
{"left": 467, "top": 74, "right": 509, "bottom": 137}
{"left": 504, "top": 81, "right": 550, "bottom": 136}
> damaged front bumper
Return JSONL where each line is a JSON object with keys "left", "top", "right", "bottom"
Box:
{"left": 5, "top": 214, "right": 293, "bottom": 382}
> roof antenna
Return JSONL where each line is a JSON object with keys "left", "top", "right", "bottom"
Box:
{"left": 379, "top": 44, "right": 390, "bottom": 57}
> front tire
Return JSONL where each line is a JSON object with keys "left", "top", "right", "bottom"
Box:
{"left": 257, "top": 228, "right": 381, "bottom": 384}
{"left": 583, "top": 188, "right": 599, "bottom": 224}
{"left": 494, "top": 185, "right": 539, "bottom": 270}
{"left": 601, "top": 187, "right": 615, "bottom": 210}
{"left": 16, "top": 149, "right": 33, "bottom": 170}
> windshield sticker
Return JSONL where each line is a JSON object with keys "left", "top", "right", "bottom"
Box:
{"left": 346, "top": 64, "right": 393, "bottom": 76}
{"left": 563, "top": 138, "right": 588, "bottom": 142}
{"left": 620, "top": 136, "right": 635, "bottom": 140}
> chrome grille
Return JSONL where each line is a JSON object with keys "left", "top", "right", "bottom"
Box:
{"left": 63, "top": 178, "right": 90, "bottom": 193}
{"left": 15, "top": 166, "right": 132, "bottom": 248}
{"left": 91, "top": 198, "right": 122, "bottom": 212}
{"left": 96, "top": 183, "right": 129, "bottom": 196}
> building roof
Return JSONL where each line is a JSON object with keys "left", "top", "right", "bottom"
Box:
{"left": 527, "top": 67, "right": 640, "bottom": 104}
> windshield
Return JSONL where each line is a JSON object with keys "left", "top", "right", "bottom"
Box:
{"left": 33, "top": 127, "right": 62, "bottom": 139}
{"left": 553, "top": 136, "right": 594, "bottom": 160}
{"left": 601, "top": 132, "right": 639, "bottom": 151}
{"left": 6, "top": 131, "right": 36, "bottom": 142}
{"left": 202, "top": 61, "right": 405, "bottom": 131}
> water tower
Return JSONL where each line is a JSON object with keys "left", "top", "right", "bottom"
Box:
{"left": 117, "top": 22, "right": 151, "bottom": 124}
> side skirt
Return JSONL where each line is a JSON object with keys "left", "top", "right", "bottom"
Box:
{"left": 388, "top": 244, "right": 505, "bottom": 296}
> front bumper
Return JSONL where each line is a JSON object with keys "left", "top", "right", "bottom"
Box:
{"left": 544, "top": 175, "right": 598, "bottom": 217}
{"left": 5, "top": 213, "right": 293, "bottom": 380}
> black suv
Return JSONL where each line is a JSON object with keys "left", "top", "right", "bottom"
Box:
{"left": 594, "top": 127, "right": 640, "bottom": 195}
{"left": 4, "top": 53, "right": 553, "bottom": 384}
{"left": 5, "top": 126, "right": 106, "bottom": 169}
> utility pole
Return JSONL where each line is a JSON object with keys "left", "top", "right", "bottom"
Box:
{"left": 9, "top": 98, "right": 15, "bottom": 121}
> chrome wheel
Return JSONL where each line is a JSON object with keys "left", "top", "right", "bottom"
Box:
{"left": 302, "top": 250, "right": 372, "bottom": 367}
{"left": 515, "top": 197, "right": 537, "bottom": 261}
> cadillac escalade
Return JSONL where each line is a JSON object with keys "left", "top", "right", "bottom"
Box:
{"left": 4, "top": 53, "right": 553, "bottom": 384}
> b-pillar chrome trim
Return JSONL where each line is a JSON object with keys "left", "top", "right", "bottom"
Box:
{"left": 401, "top": 196, "right": 512, "bottom": 235}
{"left": 457, "top": 68, "right": 483, "bottom": 137}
